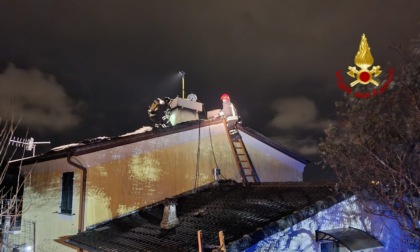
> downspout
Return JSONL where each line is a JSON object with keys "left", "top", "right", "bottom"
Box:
{"left": 66, "top": 150, "right": 87, "bottom": 235}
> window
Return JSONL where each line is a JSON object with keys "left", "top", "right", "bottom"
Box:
{"left": 320, "top": 241, "right": 349, "bottom": 252}
{"left": 0, "top": 200, "right": 22, "bottom": 232}
{"left": 61, "top": 172, "right": 74, "bottom": 214}
{"left": 320, "top": 241, "right": 335, "bottom": 252}
{"left": 321, "top": 241, "right": 337, "bottom": 252}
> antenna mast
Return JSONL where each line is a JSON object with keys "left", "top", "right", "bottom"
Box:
{"left": 179, "top": 71, "right": 185, "bottom": 99}
{"left": 9, "top": 137, "right": 51, "bottom": 158}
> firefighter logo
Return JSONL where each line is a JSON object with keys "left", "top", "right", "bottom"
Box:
{"left": 347, "top": 34, "right": 382, "bottom": 87}
{"left": 336, "top": 34, "right": 394, "bottom": 99}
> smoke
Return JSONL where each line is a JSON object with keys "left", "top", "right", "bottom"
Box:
{"left": 0, "top": 64, "right": 82, "bottom": 132}
{"left": 268, "top": 97, "right": 331, "bottom": 156}
{"left": 271, "top": 135, "right": 320, "bottom": 156}
{"left": 269, "top": 97, "right": 330, "bottom": 130}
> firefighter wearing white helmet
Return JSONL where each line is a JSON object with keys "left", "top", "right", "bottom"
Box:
{"left": 218, "top": 93, "right": 240, "bottom": 138}
{"left": 148, "top": 97, "right": 172, "bottom": 128}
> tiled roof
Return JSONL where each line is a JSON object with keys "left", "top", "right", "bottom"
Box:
{"left": 66, "top": 181, "right": 346, "bottom": 252}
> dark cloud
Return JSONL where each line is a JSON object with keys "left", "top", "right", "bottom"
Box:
{"left": 271, "top": 135, "right": 320, "bottom": 156}
{"left": 0, "top": 64, "right": 82, "bottom": 132}
{"left": 267, "top": 97, "right": 331, "bottom": 156}
{"left": 0, "top": 0, "right": 419, "bottom": 164}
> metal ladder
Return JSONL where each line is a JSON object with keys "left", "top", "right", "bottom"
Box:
{"left": 227, "top": 133, "right": 261, "bottom": 184}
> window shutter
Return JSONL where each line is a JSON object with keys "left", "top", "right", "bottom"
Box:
{"left": 61, "top": 172, "right": 74, "bottom": 214}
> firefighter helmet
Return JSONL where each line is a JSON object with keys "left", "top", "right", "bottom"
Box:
{"left": 220, "top": 93, "right": 230, "bottom": 101}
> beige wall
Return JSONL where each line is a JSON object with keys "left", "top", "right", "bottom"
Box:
{"left": 240, "top": 130, "right": 305, "bottom": 182}
{"left": 83, "top": 123, "right": 241, "bottom": 227}
{"left": 20, "top": 122, "right": 305, "bottom": 251}
{"left": 20, "top": 123, "right": 240, "bottom": 251}
{"left": 21, "top": 159, "right": 81, "bottom": 252}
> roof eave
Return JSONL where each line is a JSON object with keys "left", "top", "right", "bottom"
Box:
{"left": 19, "top": 118, "right": 225, "bottom": 165}
{"left": 65, "top": 239, "right": 103, "bottom": 252}
{"left": 227, "top": 192, "right": 352, "bottom": 251}
{"left": 238, "top": 125, "right": 310, "bottom": 165}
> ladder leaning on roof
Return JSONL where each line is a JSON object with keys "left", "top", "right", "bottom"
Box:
{"left": 223, "top": 120, "right": 260, "bottom": 184}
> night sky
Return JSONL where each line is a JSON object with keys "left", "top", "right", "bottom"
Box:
{"left": 0, "top": 1, "right": 419, "bottom": 179}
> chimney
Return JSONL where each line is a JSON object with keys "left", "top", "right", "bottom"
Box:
{"left": 160, "top": 198, "right": 179, "bottom": 229}
{"left": 168, "top": 97, "right": 203, "bottom": 126}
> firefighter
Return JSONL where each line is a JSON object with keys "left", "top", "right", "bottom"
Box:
{"left": 218, "top": 93, "right": 240, "bottom": 139}
{"left": 148, "top": 97, "right": 172, "bottom": 128}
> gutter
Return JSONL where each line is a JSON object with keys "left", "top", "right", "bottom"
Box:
{"left": 66, "top": 150, "right": 87, "bottom": 235}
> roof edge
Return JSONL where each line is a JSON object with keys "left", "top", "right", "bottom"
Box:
{"left": 20, "top": 119, "right": 310, "bottom": 167}
{"left": 226, "top": 191, "right": 353, "bottom": 251}
{"left": 20, "top": 118, "right": 226, "bottom": 165}
{"left": 238, "top": 125, "right": 310, "bottom": 164}
{"left": 65, "top": 240, "right": 103, "bottom": 252}
{"left": 83, "top": 180, "right": 233, "bottom": 231}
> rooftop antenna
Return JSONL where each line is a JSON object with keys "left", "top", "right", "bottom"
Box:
{"left": 179, "top": 71, "right": 185, "bottom": 99}
{"left": 9, "top": 137, "right": 50, "bottom": 157}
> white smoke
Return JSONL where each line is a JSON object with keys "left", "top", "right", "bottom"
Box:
{"left": 0, "top": 64, "right": 82, "bottom": 132}
{"left": 268, "top": 97, "right": 331, "bottom": 156}
{"left": 269, "top": 97, "right": 330, "bottom": 130}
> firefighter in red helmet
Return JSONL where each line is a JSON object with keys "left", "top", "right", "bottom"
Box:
{"left": 219, "top": 93, "right": 240, "bottom": 139}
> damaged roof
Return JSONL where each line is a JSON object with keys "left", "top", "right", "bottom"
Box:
{"left": 18, "top": 118, "right": 309, "bottom": 165}
{"left": 66, "top": 181, "right": 346, "bottom": 252}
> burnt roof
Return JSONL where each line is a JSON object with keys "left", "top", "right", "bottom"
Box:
{"left": 17, "top": 118, "right": 308, "bottom": 165}
{"left": 66, "top": 181, "right": 347, "bottom": 252}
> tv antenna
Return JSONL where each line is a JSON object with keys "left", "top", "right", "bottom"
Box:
{"left": 9, "top": 137, "right": 51, "bottom": 157}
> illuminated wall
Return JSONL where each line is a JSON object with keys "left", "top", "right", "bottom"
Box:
{"left": 81, "top": 123, "right": 241, "bottom": 227}
{"left": 246, "top": 196, "right": 417, "bottom": 251}
{"left": 21, "top": 160, "right": 81, "bottom": 252}
{"left": 20, "top": 122, "right": 306, "bottom": 251}
{"left": 240, "top": 130, "right": 305, "bottom": 182}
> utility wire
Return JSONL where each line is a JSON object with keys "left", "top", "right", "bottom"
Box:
{"left": 208, "top": 125, "right": 226, "bottom": 180}
{"left": 201, "top": 104, "right": 226, "bottom": 180}
{"left": 208, "top": 126, "right": 219, "bottom": 168}
{"left": 194, "top": 120, "right": 201, "bottom": 192}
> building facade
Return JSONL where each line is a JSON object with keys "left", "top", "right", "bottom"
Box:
{"left": 16, "top": 119, "right": 307, "bottom": 251}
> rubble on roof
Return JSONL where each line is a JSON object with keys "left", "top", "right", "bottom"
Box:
{"left": 79, "top": 136, "right": 111, "bottom": 144}
{"left": 119, "top": 126, "right": 153, "bottom": 137}
{"left": 50, "top": 126, "right": 153, "bottom": 152}
{"left": 50, "top": 143, "right": 84, "bottom": 151}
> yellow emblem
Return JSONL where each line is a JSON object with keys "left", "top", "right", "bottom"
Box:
{"left": 347, "top": 34, "right": 382, "bottom": 86}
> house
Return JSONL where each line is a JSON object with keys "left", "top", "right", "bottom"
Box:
{"left": 6, "top": 97, "right": 418, "bottom": 251}
{"left": 66, "top": 180, "right": 417, "bottom": 252}
{"left": 11, "top": 98, "right": 309, "bottom": 251}
{"left": 66, "top": 181, "right": 417, "bottom": 252}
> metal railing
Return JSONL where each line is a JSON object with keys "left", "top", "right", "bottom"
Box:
{"left": 1, "top": 199, "right": 35, "bottom": 252}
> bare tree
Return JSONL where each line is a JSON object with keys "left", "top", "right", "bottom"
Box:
{"left": 0, "top": 116, "right": 30, "bottom": 252}
{"left": 320, "top": 43, "right": 420, "bottom": 240}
